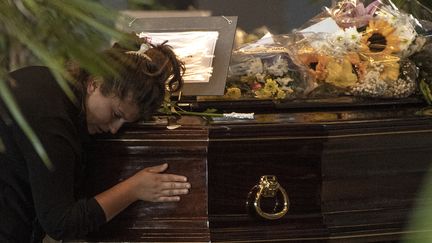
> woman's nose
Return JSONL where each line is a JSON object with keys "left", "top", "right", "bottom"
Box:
{"left": 110, "top": 120, "right": 124, "bottom": 134}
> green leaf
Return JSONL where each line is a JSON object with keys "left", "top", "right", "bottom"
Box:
{"left": 0, "top": 0, "right": 133, "bottom": 169}
{"left": 420, "top": 79, "right": 432, "bottom": 105}
{"left": 403, "top": 161, "right": 432, "bottom": 242}
{"left": 46, "top": 1, "right": 124, "bottom": 41}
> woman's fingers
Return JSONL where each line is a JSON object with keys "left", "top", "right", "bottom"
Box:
{"left": 157, "top": 196, "right": 181, "bottom": 202}
{"left": 142, "top": 164, "right": 188, "bottom": 183}
{"left": 149, "top": 188, "right": 189, "bottom": 202}
{"left": 134, "top": 164, "right": 191, "bottom": 202}
{"left": 160, "top": 181, "right": 191, "bottom": 190}
{"left": 159, "top": 173, "right": 188, "bottom": 182}
{"left": 162, "top": 188, "right": 189, "bottom": 196}
{"left": 145, "top": 163, "right": 168, "bottom": 173}
{"left": 155, "top": 182, "right": 190, "bottom": 195}
{"left": 153, "top": 182, "right": 190, "bottom": 201}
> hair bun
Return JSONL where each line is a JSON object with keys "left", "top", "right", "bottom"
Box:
{"left": 112, "top": 32, "right": 150, "bottom": 52}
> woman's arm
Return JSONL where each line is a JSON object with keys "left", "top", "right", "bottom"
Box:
{"left": 94, "top": 163, "right": 190, "bottom": 221}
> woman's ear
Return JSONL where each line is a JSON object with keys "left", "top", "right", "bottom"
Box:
{"left": 86, "top": 78, "right": 99, "bottom": 94}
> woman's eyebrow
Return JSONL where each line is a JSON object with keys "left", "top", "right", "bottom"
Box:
{"left": 118, "top": 108, "right": 126, "bottom": 118}
{"left": 118, "top": 107, "right": 136, "bottom": 122}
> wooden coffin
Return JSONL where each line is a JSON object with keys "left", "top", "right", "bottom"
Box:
{"left": 79, "top": 122, "right": 210, "bottom": 242}
{"left": 77, "top": 99, "right": 432, "bottom": 242}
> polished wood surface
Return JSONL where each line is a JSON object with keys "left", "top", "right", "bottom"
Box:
{"left": 207, "top": 104, "right": 432, "bottom": 242}
{"left": 77, "top": 99, "right": 432, "bottom": 242}
{"left": 80, "top": 121, "right": 210, "bottom": 242}
{"left": 208, "top": 114, "right": 328, "bottom": 241}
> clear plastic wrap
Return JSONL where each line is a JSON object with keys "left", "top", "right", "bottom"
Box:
{"left": 289, "top": 0, "right": 429, "bottom": 99}
{"left": 226, "top": 0, "right": 432, "bottom": 100}
{"left": 226, "top": 35, "right": 305, "bottom": 100}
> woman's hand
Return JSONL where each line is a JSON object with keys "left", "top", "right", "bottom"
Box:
{"left": 95, "top": 163, "right": 190, "bottom": 221}
{"left": 130, "top": 163, "right": 191, "bottom": 202}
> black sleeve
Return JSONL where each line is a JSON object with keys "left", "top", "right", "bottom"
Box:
{"left": 16, "top": 115, "right": 106, "bottom": 240}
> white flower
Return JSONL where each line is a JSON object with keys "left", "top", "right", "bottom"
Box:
{"left": 340, "top": 27, "right": 362, "bottom": 51}
{"left": 246, "top": 58, "right": 264, "bottom": 76}
{"left": 275, "top": 77, "right": 294, "bottom": 87}
{"left": 394, "top": 18, "right": 417, "bottom": 54}
{"left": 375, "top": 6, "right": 398, "bottom": 25}
{"left": 255, "top": 73, "right": 266, "bottom": 83}
{"left": 374, "top": 5, "right": 417, "bottom": 54}
{"left": 351, "top": 62, "right": 415, "bottom": 98}
{"left": 308, "top": 33, "right": 331, "bottom": 51}
{"left": 265, "top": 58, "right": 289, "bottom": 77}
{"left": 312, "top": 28, "right": 362, "bottom": 55}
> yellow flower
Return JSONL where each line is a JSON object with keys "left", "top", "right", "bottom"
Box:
{"left": 263, "top": 79, "right": 278, "bottom": 95}
{"left": 367, "top": 55, "right": 401, "bottom": 82}
{"left": 276, "top": 89, "right": 286, "bottom": 99}
{"left": 225, "top": 87, "right": 242, "bottom": 99}
{"left": 325, "top": 57, "right": 358, "bottom": 88}
{"left": 361, "top": 20, "right": 400, "bottom": 55}
{"left": 381, "top": 61, "right": 400, "bottom": 82}
{"left": 255, "top": 89, "right": 273, "bottom": 99}
{"left": 254, "top": 83, "right": 288, "bottom": 100}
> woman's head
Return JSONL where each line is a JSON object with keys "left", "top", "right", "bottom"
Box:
{"left": 72, "top": 35, "right": 185, "bottom": 134}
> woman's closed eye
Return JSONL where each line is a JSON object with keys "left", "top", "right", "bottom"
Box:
{"left": 113, "top": 111, "right": 122, "bottom": 119}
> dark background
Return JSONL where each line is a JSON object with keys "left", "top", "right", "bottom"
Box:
{"left": 101, "top": 0, "right": 332, "bottom": 34}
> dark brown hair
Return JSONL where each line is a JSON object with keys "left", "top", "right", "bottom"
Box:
{"left": 70, "top": 35, "right": 185, "bottom": 120}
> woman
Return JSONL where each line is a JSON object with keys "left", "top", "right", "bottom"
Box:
{"left": 0, "top": 37, "right": 191, "bottom": 242}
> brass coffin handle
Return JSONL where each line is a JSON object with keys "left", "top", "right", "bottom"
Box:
{"left": 246, "top": 175, "right": 290, "bottom": 220}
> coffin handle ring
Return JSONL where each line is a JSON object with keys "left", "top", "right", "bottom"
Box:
{"left": 247, "top": 175, "right": 289, "bottom": 220}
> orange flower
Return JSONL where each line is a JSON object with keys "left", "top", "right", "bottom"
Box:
{"left": 347, "top": 52, "right": 367, "bottom": 80}
{"left": 298, "top": 53, "right": 329, "bottom": 81}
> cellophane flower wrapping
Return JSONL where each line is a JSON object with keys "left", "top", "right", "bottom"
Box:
{"left": 226, "top": 35, "right": 305, "bottom": 100}
{"left": 226, "top": 0, "right": 432, "bottom": 100}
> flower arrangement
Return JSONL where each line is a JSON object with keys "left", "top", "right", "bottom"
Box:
{"left": 293, "top": 0, "right": 422, "bottom": 98}
{"left": 225, "top": 0, "right": 432, "bottom": 101}
{"left": 225, "top": 39, "right": 304, "bottom": 100}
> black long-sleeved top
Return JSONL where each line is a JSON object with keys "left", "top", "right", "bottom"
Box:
{"left": 0, "top": 66, "right": 106, "bottom": 242}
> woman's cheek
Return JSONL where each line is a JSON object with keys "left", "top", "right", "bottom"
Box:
{"left": 95, "top": 109, "right": 112, "bottom": 124}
